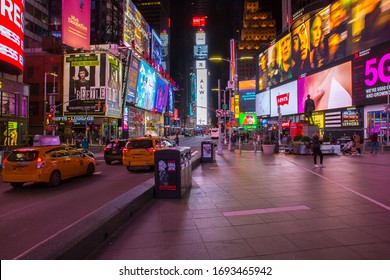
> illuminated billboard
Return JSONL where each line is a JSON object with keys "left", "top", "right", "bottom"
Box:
{"left": 195, "top": 32, "right": 206, "bottom": 45}
{"left": 352, "top": 41, "right": 390, "bottom": 106}
{"left": 270, "top": 80, "right": 298, "bottom": 117}
{"left": 167, "top": 85, "right": 174, "bottom": 115}
{"left": 154, "top": 76, "right": 169, "bottom": 113}
{"left": 125, "top": 56, "right": 140, "bottom": 104}
{"left": 0, "top": 0, "right": 24, "bottom": 74}
{"left": 63, "top": 53, "right": 122, "bottom": 118}
{"left": 239, "top": 113, "right": 257, "bottom": 127}
{"left": 151, "top": 30, "right": 162, "bottom": 69}
{"left": 239, "top": 80, "right": 256, "bottom": 113}
{"left": 192, "top": 16, "right": 206, "bottom": 27}
{"left": 256, "top": 90, "right": 271, "bottom": 116}
{"left": 194, "top": 45, "right": 208, "bottom": 60}
{"left": 298, "top": 61, "right": 352, "bottom": 112}
{"left": 136, "top": 60, "right": 156, "bottom": 111}
{"left": 257, "top": 1, "right": 390, "bottom": 89}
{"left": 196, "top": 68, "right": 208, "bottom": 126}
{"left": 123, "top": 0, "right": 150, "bottom": 55}
{"left": 62, "top": 0, "right": 91, "bottom": 50}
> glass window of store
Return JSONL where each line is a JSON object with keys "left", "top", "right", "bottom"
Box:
{"left": 367, "top": 111, "right": 389, "bottom": 144}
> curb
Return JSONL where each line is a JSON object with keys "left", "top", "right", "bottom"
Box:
{"left": 15, "top": 155, "right": 201, "bottom": 260}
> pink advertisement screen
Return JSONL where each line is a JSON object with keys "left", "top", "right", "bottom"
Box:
{"left": 298, "top": 61, "right": 352, "bottom": 112}
{"left": 62, "top": 0, "right": 91, "bottom": 50}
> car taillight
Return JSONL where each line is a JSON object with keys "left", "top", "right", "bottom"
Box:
{"left": 122, "top": 148, "right": 128, "bottom": 153}
{"left": 146, "top": 148, "right": 156, "bottom": 153}
{"left": 36, "top": 157, "right": 45, "bottom": 169}
{"left": 104, "top": 147, "right": 107, "bottom": 151}
{"left": 2, "top": 158, "right": 6, "bottom": 169}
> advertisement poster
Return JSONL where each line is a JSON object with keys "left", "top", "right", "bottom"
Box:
{"left": 158, "top": 159, "right": 176, "bottom": 190}
{"left": 107, "top": 55, "right": 122, "bottom": 118}
{"left": 202, "top": 143, "right": 212, "bottom": 158}
{"left": 63, "top": 53, "right": 106, "bottom": 116}
{"left": 151, "top": 30, "right": 162, "bottom": 69}
{"left": 196, "top": 68, "right": 208, "bottom": 126}
{"left": 270, "top": 80, "right": 298, "bottom": 117}
{"left": 136, "top": 60, "right": 156, "bottom": 111}
{"left": 298, "top": 61, "right": 352, "bottom": 112}
{"left": 61, "top": 0, "right": 90, "bottom": 50}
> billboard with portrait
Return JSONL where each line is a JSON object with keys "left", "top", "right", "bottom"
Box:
{"left": 167, "top": 85, "right": 174, "bottom": 116}
{"left": 256, "top": 90, "right": 271, "bottom": 116}
{"left": 107, "top": 55, "right": 123, "bottom": 118}
{"left": 123, "top": 0, "right": 150, "bottom": 55}
{"left": 298, "top": 61, "right": 352, "bottom": 112}
{"left": 154, "top": 76, "right": 169, "bottom": 113}
{"left": 270, "top": 80, "right": 298, "bottom": 117}
{"left": 194, "top": 45, "right": 208, "bottom": 60}
{"left": 136, "top": 60, "right": 156, "bottom": 111}
{"left": 257, "top": 0, "right": 390, "bottom": 91}
{"left": 352, "top": 41, "right": 390, "bottom": 106}
{"left": 239, "top": 113, "right": 257, "bottom": 127}
{"left": 257, "top": 50, "right": 268, "bottom": 91}
{"left": 0, "top": 0, "right": 24, "bottom": 74}
{"left": 63, "top": 53, "right": 106, "bottom": 116}
{"left": 239, "top": 80, "right": 256, "bottom": 113}
{"left": 62, "top": 0, "right": 90, "bottom": 50}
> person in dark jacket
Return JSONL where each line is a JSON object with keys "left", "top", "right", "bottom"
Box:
{"left": 311, "top": 131, "right": 324, "bottom": 168}
{"left": 304, "top": 94, "right": 316, "bottom": 125}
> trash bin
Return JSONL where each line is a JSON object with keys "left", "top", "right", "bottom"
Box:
{"left": 154, "top": 146, "right": 192, "bottom": 199}
{"left": 201, "top": 141, "right": 216, "bottom": 163}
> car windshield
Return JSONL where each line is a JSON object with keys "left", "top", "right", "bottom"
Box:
{"left": 126, "top": 139, "right": 153, "bottom": 149}
{"left": 7, "top": 151, "right": 39, "bottom": 162}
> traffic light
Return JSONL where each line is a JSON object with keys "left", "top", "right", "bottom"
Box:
{"left": 192, "top": 107, "right": 196, "bottom": 113}
{"left": 97, "top": 101, "right": 101, "bottom": 110}
{"left": 46, "top": 113, "right": 53, "bottom": 125}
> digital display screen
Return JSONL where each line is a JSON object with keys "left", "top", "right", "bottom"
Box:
{"left": 352, "top": 42, "right": 390, "bottom": 106}
{"left": 270, "top": 80, "right": 298, "bottom": 117}
{"left": 154, "top": 76, "right": 169, "bottom": 113}
{"left": 125, "top": 56, "right": 140, "bottom": 104}
{"left": 298, "top": 61, "right": 352, "bottom": 112}
{"left": 136, "top": 60, "right": 156, "bottom": 111}
{"left": 62, "top": 0, "right": 90, "bottom": 50}
{"left": 239, "top": 113, "right": 257, "bottom": 127}
{"left": 0, "top": 0, "right": 24, "bottom": 74}
{"left": 256, "top": 90, "right": 271, "bottom": 116}
{"left": 239, "top": 80, "right": 256, "bottom": 113}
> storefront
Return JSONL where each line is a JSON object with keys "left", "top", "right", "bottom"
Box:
{"left": 0, "top": 78, "right": 30, "bottom": 148}
{"left": 364, "top": 104, "right": 389, "bottom": 143}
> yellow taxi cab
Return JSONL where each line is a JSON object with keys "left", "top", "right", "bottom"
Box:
{"left": 1, "top": 144, "right": 96, "bottom": 188}
{"left": 122, "top": 136, "right": 175, "bottom": 171}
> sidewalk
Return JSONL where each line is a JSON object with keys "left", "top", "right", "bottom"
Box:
{"left": 89, "top": 150, "right": 390, "bottom": 260}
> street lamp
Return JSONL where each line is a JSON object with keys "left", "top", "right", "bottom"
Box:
{"left": 43, "top": 72, "right": 58, "bottom": 135}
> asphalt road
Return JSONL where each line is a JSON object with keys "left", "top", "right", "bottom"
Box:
{"left": 0, "top": 136, "right": 206, "bottom": 259}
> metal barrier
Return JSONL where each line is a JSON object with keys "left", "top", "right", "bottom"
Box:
{"left": 154, "top": 146, "right": 192, "bottom": 199}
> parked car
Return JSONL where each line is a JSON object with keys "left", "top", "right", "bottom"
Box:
{"left": 103, "top": 139, "right": 127, "bottom": 164}
{"left": 210, "top": 128, "right": 219, "bottom": 139}
{"left": 122, "top": 136, "right": 175, "bottom": 171}
{"left": 1, "top": 145, "right": 96, "bottom": 188}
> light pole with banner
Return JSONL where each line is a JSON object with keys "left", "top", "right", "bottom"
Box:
{"left": 217, "top": 79, "right": 223, "bottom": 155}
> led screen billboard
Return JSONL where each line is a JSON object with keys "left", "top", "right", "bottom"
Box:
{"left": 125, "top": 56, "right": 140, "bottom": 104}
{"left": 298, "top": 61, "right": 352, "bottom": 112}
{"left": 239, "top": 113, "right": 257, "bottom": 127}
{"left": 167, "top": 85, "right": 174, "bottom": 115}
{"left": 194, "top": 45, "right": 208, "bottom": 60}
{"left": 196, "top": 68, "right": 208, "bottom": 126}
{"left": 136, "top": 60, "right": 156, "bottom": 111}
{"left": 154, "top": 76, "right": 169, "bottom": 113}
{"left": 123, "top": 0, "right": 150, "bottom": 55}
{"left": 0, "top": 0, "right": 24, "bottom": 74}
{"left": 151, "top": 30, "right": 162, "bottom": 69}
{"left": 62, "top": 0, "right": 90, "bottom": 50}
{"left": 352, "top": 41, "right": 390, "bottom": 106}
{"left": 256, "top": 90, "right": 271, "bottom": 116}
{"left": 257, "top": 1, "right": 390, "bottom": 90}
{"left": 239, "top": 80, "right": 256, "bottom": 113}
{"left": 270, "top": 80, "right": 298, "bottom": 117}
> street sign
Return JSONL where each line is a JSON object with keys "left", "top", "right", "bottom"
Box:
{"left": 49, "top": 105, "right": 56, "bottom": 113}
{"left": 216, "top": 109, "right": 223, "bottom": 117}
{"left": 226, "top": 80, "right": 234, "bottom": 90}
{"left": 222, "top": 104, "right": 228, "bottom": 110}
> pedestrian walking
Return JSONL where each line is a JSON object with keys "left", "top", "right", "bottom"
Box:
{"left": 353, "top": 132, "right": 361, "bottom": 155}
{"left": 370, "top": 132, "right": 378, "bottom": 154}
{"left": 175, "top": 134, "right": 180, "bottom": 146}
{"left": 82, "top": 138, "right": 89, "bottom": 149}
{"left": 311, "top": 131, "right": 324, "bottom": 168}
{"left": 230, "top": 132, "right": 237, "bottom": 152}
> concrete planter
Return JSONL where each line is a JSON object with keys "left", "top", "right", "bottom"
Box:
{"left": 262, "top": 144, "right": 275, "bottom": 155}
